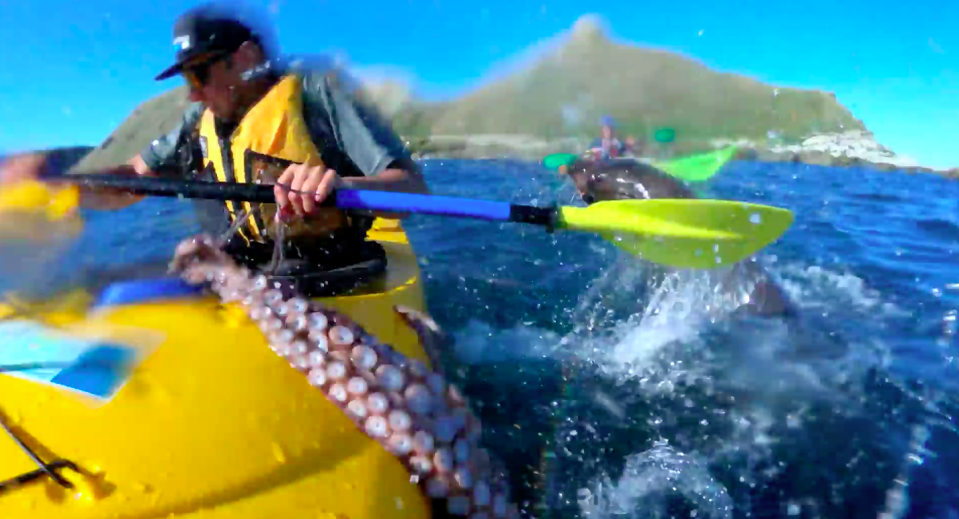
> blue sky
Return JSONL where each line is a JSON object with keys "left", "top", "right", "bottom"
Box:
{"left": 1, "top": 0, "right": 956, "bottom": 169}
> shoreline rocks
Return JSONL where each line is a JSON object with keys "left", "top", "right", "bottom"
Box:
{"left": 729, "top": 130, "right": 957, "bottom": 176}
{"left": 406, "top": 131, "right": 958, "bottom": 178}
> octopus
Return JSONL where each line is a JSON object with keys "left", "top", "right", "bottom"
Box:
{"left": 169, "top": 234, "right": 521, "bottom": 519}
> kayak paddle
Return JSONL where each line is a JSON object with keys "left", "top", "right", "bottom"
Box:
{"left": 0, "top": 179, "right": 83, "bottom": 242}
{"left": 542, "top": 153, "right": 580, "bottom": 171}
{"left": 651, "top": 145, "right": 739, "bottom": 183}
{"left": 4, "top": 175, "right": 794, "bottom": 270}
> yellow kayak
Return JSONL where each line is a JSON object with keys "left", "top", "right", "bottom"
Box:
{"left": 0, "top": 218, "right": 435, "bottom": 518}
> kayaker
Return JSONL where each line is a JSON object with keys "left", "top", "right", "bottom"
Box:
{"left": 587, "top": 115, "right": 630, "bottom": 160}
{"left": 1, "top": 2, "right": 430, "bottom": 296}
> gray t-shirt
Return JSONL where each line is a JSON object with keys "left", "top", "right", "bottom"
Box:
{"left": 140, "top": 69, "right": 411, "bottom": 178}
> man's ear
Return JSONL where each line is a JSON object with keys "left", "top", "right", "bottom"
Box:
{"left": 235, "top": 40, "right": 266, "bottom": 69}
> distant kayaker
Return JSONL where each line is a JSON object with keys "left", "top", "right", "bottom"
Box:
{"left": 587, "top": 115, "right": 631, "bottom": 160}
{"left": 0, "top": 2, "right": 429, "bottom": 295}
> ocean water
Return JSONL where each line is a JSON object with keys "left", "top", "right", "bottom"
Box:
{"left": 2, "top": 159, "right": 957, "bottom": 518}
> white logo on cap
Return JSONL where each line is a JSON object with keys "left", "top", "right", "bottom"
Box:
{"left": 173, "top": 35, "right": 191, "bottom": 51}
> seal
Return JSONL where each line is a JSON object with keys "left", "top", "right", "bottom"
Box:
{"left": 561, "top": 158, "right": 796, "bottom": 318}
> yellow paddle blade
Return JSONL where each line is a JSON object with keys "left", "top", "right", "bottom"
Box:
{"left": 0, "top": 179, "right": 82, "bottom": 241}
{"left": 558, "top": 199, "right": 794, "bottom": 269}
{"left": 0, "top": 178, "right": 80, "bottom": 219}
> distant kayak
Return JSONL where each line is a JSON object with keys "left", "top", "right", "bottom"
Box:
{"left": 648, "top": 145, "right": 739, "bottom": 183}
{"left": 543, "top": 145, "right": 739, "bottom": 183}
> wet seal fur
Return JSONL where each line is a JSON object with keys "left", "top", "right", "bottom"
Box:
{"left": 562, "top": 158, "right": 797, "bottom": 318}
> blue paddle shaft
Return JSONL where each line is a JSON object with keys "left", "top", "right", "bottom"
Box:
{"left": 59, "top": 175, "right": 556, "bottom": 226}
{"left": 334, "top": 189, "right": 512, "bottom": 221}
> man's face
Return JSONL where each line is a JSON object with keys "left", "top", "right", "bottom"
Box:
{"left": 601, "top": 125, "right": 613, "bottom": 139}
{"left": 183, "top": 54, "right": 246, "bottom": 119}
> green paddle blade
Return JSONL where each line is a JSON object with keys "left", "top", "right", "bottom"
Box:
{"left": 652, "top": 145, "right": 739, "bottom": 183}
{"left": 542, "top": 153, "right": 579, "bottom": 171}
{"left": 654, "top": 127, "right": 676, "bottom": 143}
{"left": 557, "top": 198, "right": 794, "bottom": 269}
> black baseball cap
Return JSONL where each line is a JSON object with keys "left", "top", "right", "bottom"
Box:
{"left": 154, "top": 5, "right": 258, "bottom": 81}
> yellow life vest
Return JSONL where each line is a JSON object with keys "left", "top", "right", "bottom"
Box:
{"left": 197, "top": 73, "right": 351, "bottom": 244}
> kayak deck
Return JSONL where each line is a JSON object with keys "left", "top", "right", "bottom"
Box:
{"left": 0, "top": 218, "right": 433, "bottom": 519}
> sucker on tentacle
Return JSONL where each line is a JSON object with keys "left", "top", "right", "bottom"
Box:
{"left": 169, "top": 234, "right": 521, "bottom": 518}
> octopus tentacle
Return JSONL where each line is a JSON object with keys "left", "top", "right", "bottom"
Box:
{"left": 395, "top": 305, "right": 452, "bottom": 375}
{"left": 169, "top": 235, "right": 522, "bottom": 519}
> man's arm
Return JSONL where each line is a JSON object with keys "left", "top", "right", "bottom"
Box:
{"left": 79, "top": 102, "right": 204, "bottom": 210}
{"left": 339, "top": 156, "right": 428, "bottom": 195}
{"left": 303, "top": 71, "right": 429, "bottom": 211}
{"left": 76, "top": 155, "right": 153, "bottom": 210}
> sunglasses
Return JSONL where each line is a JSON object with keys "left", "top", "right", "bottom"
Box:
{"left": 181, "top": 52, "right": 230, "bottom": 89}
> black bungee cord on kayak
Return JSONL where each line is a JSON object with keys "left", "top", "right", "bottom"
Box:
{"left": 0, "top": 413, "right": 78, "bottom": 493}
{"left": 0, "top": 298, "right": 76, "bottom": 492}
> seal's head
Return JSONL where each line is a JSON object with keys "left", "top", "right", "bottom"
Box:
{"left": 563, "top": 158, "right": 696, "bottom": 204}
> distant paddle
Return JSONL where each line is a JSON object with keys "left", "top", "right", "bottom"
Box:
{"left": 651, "top": 145, "right": 739, "bottom": 183}
{"left": 2, "top": 175, "right": 793, "bottom": 270}
{"left": 542, "top": 153, "right": 580, "bottom": 171}
{"left": 654, "top": 127, "right": 676, "bottom": 144}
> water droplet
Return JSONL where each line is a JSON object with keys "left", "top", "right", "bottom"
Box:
{"left": 749, "top": 213, "right": 762, "bottom": 224}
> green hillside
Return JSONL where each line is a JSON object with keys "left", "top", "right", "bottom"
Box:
{"left": 65, "top": 18, "right": 867, "bottom": 170}
{"left": 70, "top": 86, "right": 192, "bottom": 174}
{"left": 397, "top": 19, "right": 865, "bottom": 143}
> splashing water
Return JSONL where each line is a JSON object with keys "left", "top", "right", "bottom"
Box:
{"left": 577, "top": 439, "right": 734, "bottom": 519}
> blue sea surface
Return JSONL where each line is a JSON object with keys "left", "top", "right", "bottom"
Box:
{"left": 2, "top": 158, "right": 956, "bottom": 518}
